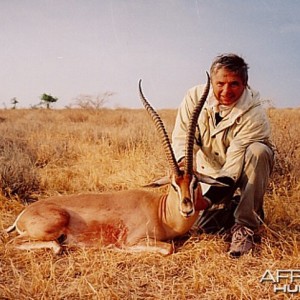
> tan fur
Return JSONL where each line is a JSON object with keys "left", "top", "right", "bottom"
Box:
{"left": 6, "top": 183, "right": 207, "bottom": 255}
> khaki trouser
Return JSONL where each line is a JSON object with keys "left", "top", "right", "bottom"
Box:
{"left": 198, "top": 142, "right": 274, "bottom": 230}
{"left": 234, "top": 142, "right": 274, "bottom": 229}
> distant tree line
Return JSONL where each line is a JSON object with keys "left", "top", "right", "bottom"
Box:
{"left": 5, "top": 91, "right": 114, "bottom": 109}
{"left": 7, "top": 94, "right": 58, "bottom": 109}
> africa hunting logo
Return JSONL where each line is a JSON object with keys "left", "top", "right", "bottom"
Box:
{"left": 260, "top": 270, "right": 300, "bottom": 294}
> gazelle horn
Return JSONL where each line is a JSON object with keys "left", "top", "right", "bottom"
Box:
{"left": 139, "top": 80, "right": 181, "bottom": 177}
{"left": 184, "top": 73, "right": 210, "bottom": 175}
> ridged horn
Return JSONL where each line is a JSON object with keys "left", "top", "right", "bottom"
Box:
{"left": 139, "top": 80, "right": 181, "bottom": 177}
{"left": 184, "top": 72, "right": 210, "bottom": 175}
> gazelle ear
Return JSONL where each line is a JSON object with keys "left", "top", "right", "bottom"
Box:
{"left": 142, "top": 176, "right": 171, "bottom": 188}
{"left": 194, "top": 172, "right": 229, "bottom": 187}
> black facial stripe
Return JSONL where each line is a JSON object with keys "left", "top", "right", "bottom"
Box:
{"left": 171, "top": 183, "right": 178, "bottom": 192}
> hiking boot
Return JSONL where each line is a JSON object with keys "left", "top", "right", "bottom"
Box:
{"left": 229, "top": 223, "right": 255, "bottom": 258}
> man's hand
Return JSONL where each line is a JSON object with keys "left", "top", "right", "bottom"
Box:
{"left": 214, "top": 176, "right": 235, "bottom": 188}
{"left": 204, "top": 176, "right": 235, "bottom": 204}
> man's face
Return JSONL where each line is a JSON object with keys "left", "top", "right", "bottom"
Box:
{"left": 211, "top": 67, "right": 246, "bottom": 106}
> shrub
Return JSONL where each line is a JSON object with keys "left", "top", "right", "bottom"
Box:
{"left": 0, "top": 137, "right": 40, "bottom": 203}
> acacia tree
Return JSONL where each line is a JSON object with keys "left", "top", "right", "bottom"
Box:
{"left": 11, "top": 97, "right": 18, "bottom": 109}
{"left": 40, "top": 93, "right": 58, "bottom": 109}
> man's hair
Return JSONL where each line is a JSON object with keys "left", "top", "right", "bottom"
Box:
{"left": 210, "top": 53, "right": 249, "bottom": 85}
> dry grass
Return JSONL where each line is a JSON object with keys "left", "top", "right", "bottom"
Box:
{"left": 0, "top": 107, "right": 299, "bottom": 299}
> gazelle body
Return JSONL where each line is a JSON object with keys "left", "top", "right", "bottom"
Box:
{"left": 5, "top": 74, "right": 222, "bottom": 255}
{"left": 6, "top": 182, "right": 207, "bottom": 255}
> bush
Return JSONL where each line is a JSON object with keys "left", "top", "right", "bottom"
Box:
{"left": 0, "top": 137, "right": 40, "bottom": 203}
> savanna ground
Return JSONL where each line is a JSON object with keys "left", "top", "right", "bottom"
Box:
{"left": 0, "top": 107, "right": 299, "bottom": 299}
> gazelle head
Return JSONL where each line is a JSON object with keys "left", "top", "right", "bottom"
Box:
{"left": 139, "top": 74, "right": 223, "bottom": 218}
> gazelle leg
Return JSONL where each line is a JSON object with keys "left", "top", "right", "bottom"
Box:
{"left": 7, "top": 234, "right": 63, "bottom": 255}
{"left": 124, "top": 239, "right": 174, "bottom": 255}
{"left": 15, "top": 240, "right": 63, "bottom": 254}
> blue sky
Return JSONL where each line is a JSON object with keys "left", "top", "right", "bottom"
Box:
{"left": 0, "top": 0, "right": 299, "bottom": 109}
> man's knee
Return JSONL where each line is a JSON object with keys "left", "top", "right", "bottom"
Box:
{"left": 245, "top": 142, "right": 274, "bottom": 173}
{"left": 246, "top": 142, "right": 273, "bottom": 160}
